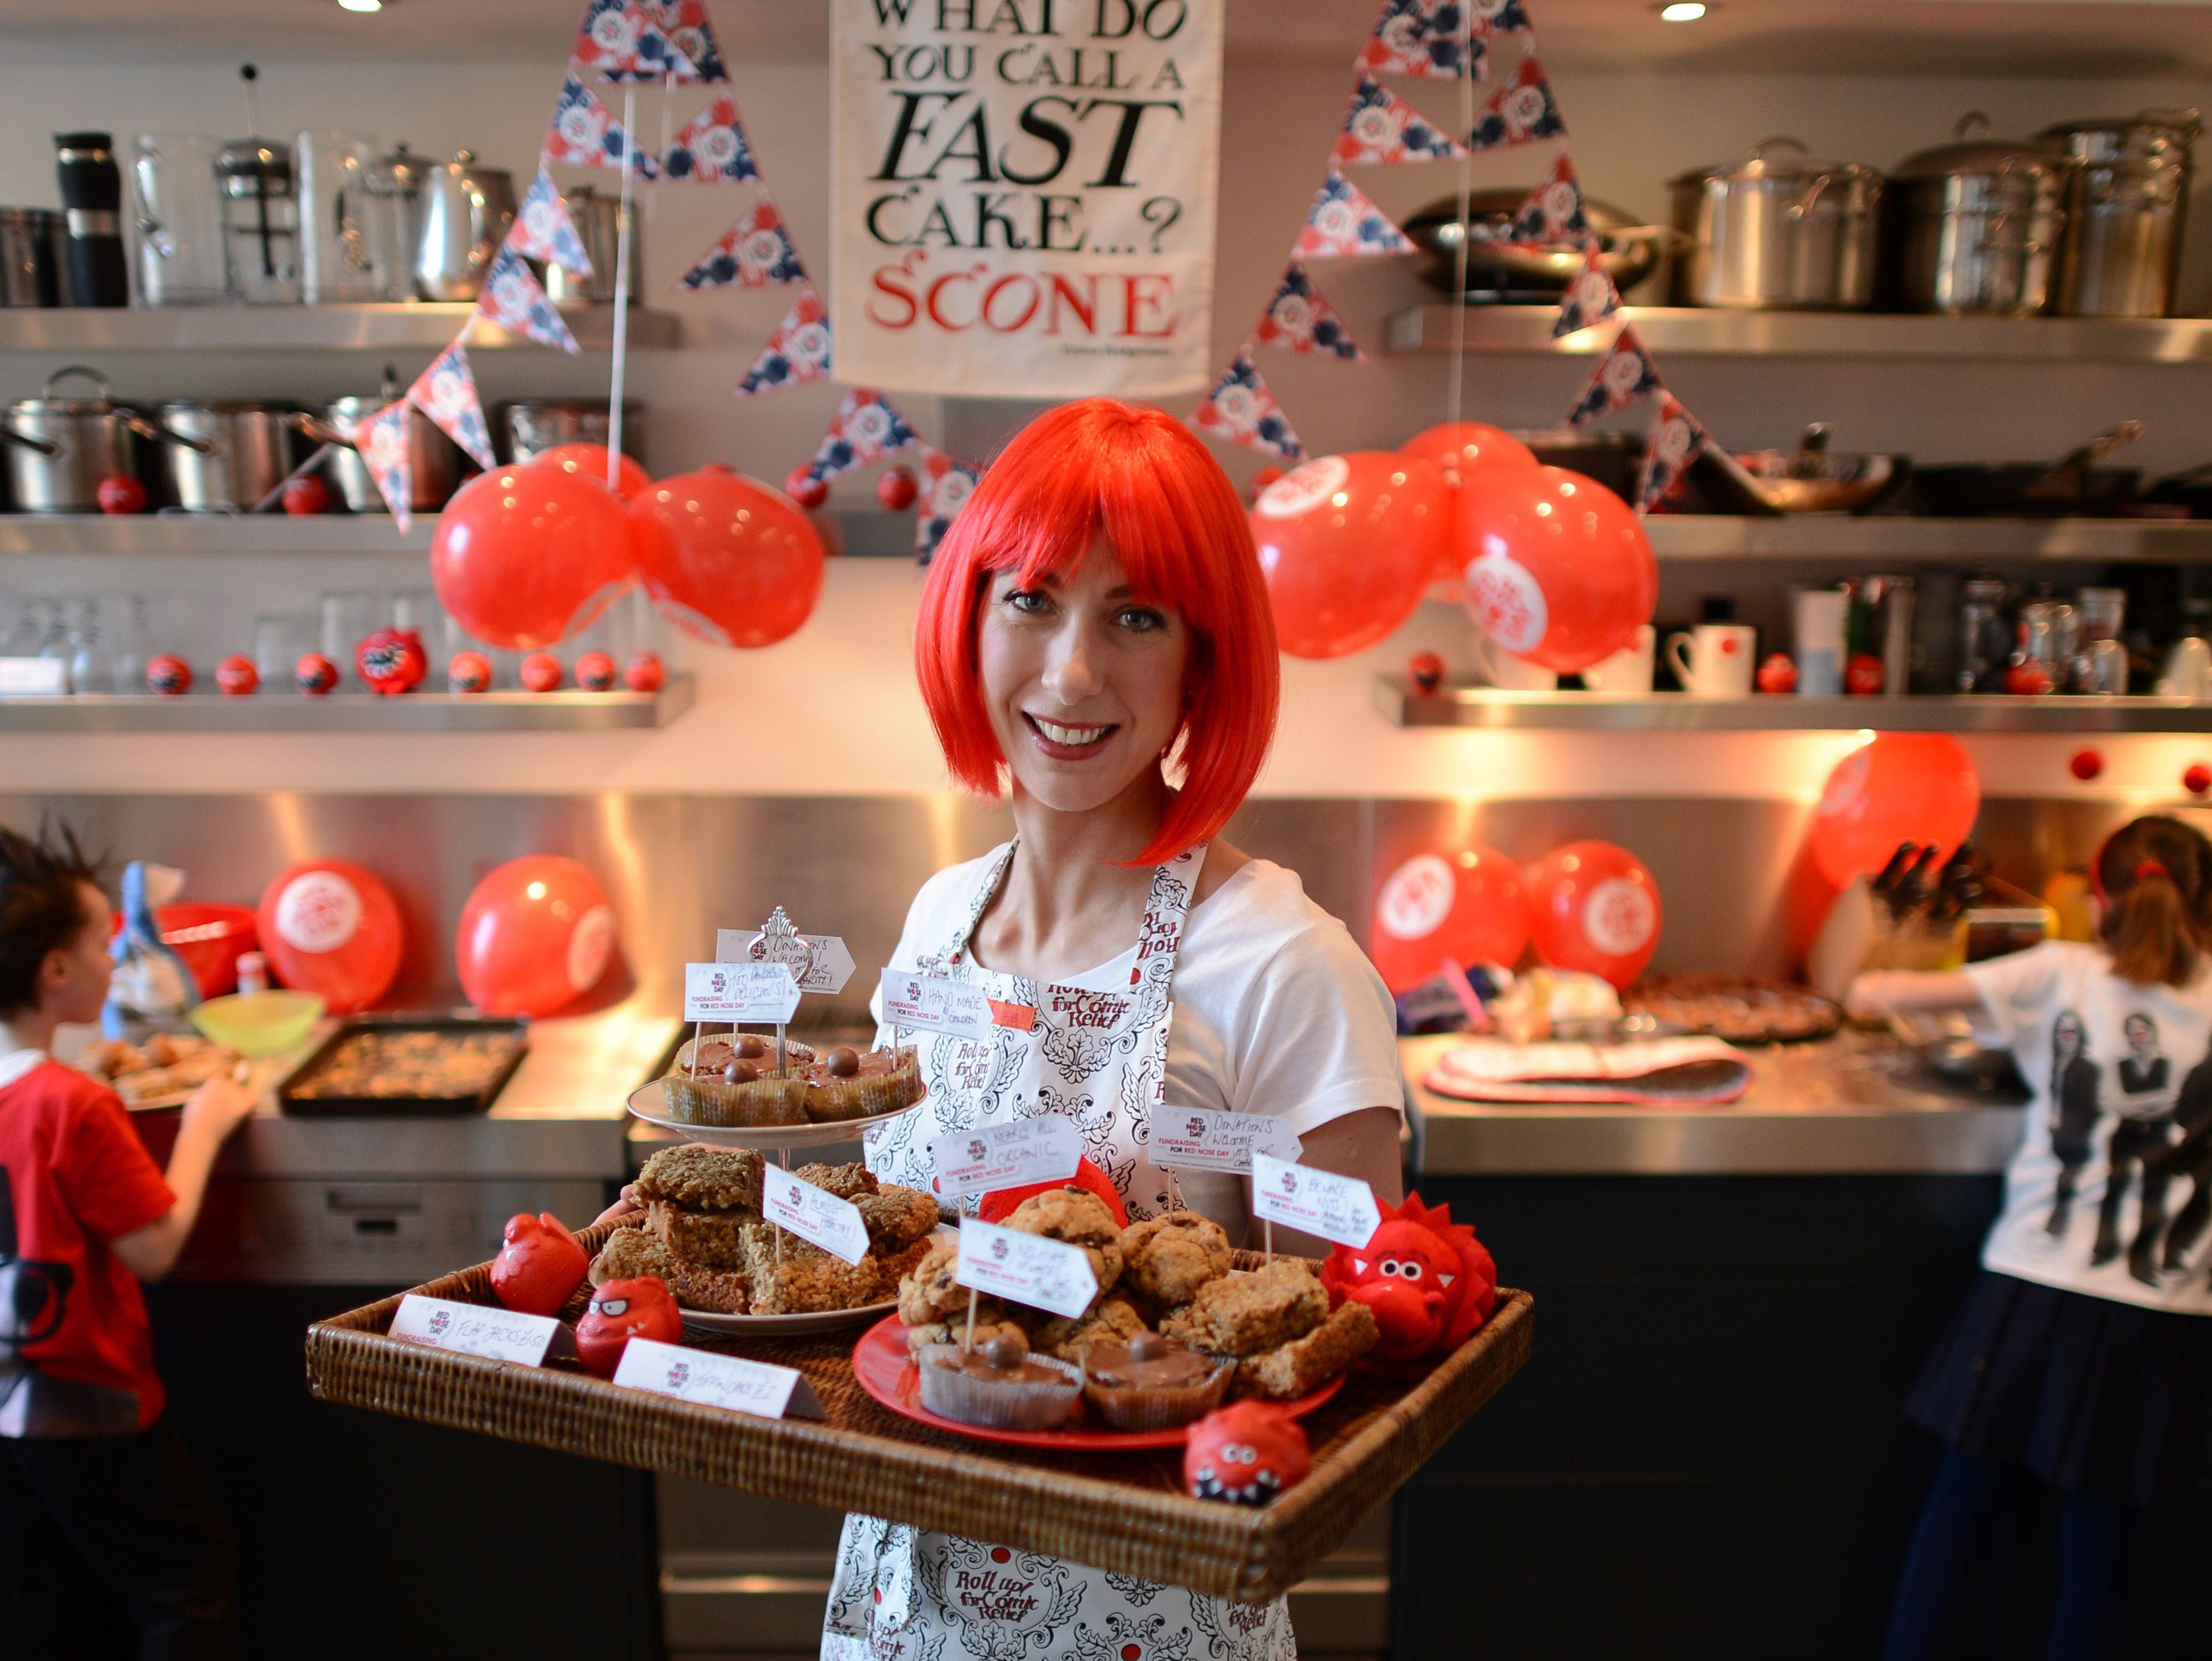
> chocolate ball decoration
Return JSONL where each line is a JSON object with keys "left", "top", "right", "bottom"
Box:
{"left": 825, "top": 1045, "right": 859, "bottom": 1078}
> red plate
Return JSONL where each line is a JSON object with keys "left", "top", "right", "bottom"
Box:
{"left": 849, "top": 1315, "right": 1344, "bottom": 1451}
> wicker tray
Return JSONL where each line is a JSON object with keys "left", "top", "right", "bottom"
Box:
{"left": 304, "top": 1224, "right": 1531, "bottom": 1604}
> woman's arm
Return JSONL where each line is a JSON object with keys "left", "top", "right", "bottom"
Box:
{"left": 1251, "top": 1105, "right": 1406, "bottom": 1259}
{"left": 1845, "top": 968, "right": 1984, "bottom": 1025}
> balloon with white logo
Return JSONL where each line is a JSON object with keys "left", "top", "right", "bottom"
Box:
{"left": 1368, "top": 846, "right": 1530, "bottom": 994}
{"left": 255, "top": 859, "right": 404, "bottom": 1014}
{"left": 1455, "top": 466, "right": 1656, "bottom": 674}
{"left": 455, "top": 855, "right": 618, "bottom": 1017}
{"left": 1525, "top": 839, "right": 1662, "bottom": 989}
{"left": 1250, "top": 452, "right": 1449, "bottom": 659}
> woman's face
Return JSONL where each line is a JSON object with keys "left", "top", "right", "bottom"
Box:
{"left": 977, "top": 534, "right": 1190, "bottom": 819}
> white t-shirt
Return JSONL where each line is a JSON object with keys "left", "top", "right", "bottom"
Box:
{"left": 870, "top": 850, "right": 1406, "bottom": 1139}
{"left": 1969, "top": 939, "right": 2212, "bottom": 1314}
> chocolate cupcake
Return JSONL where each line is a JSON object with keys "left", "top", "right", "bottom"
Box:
{"left": 918, "top": 1336, "right": 1083, "bottom": 1430}
{"left": 1081, "top": 1330, "right": 1234, "bottom": 1430}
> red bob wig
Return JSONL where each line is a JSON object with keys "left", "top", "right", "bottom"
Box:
{"left": 914, "top": 399, "right": 1280, "bottom": 865}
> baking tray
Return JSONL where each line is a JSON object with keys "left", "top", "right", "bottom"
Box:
{"left": 304, "top": 1227, "right": 1532, "bottom": 1603}
{"left": 277, "top": 1014, "right": 529, "bottom": 1118}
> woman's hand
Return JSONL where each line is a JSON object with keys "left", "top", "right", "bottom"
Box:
{"left": 591, "top": 1183, "right": 640, "bottom": 1228}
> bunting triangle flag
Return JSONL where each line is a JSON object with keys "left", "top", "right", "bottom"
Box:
{"left": 1472, "top": 0, "right": 1535, "bottom": 35}
{"left": 1335, "top": 72, "right": 1467, "bottom": 165}
{"left": 1360, "top": 0, "right": 1487, "bottom": 79}
{"left": 570, "top": 0, "right": 700, "bottom": 82}
{"left": 1466, "top": 55, "right": 1565, "bottom": 149}
{"left": 678, "top": 197, "right": 806, "bottom": 289}
{"left": 354, "top": 401, "right": 413, "bottom": 534}
{"left": 663, "top": 94, "right": 763, "bottom": 185}
{"left": 1638, "top": 393, "right": 1710, "bottom": 512}
{"left": 475, "top": 247, "right": 581, "bottom": 352}
{"left": 732, "top": 287, "right": 832, "bottom": 395}
{"left": 648, "top": 0, "right": 730, "bottom": 83}
{"left": 801, "top": 388, "right": 920, "bottom": 486}
{"left": 1251, "top": 263, "right": 1366, "bottom": 361}
{"left": 406, "top": 339, "right": 497, "bottom": 471}
{"left": 1553, "top": 250, "right": 1622, "bottom": 338}
{"left": 1187, "top": 347, "right": 1307, "bottom": 462}
{"left": 508, "top": 167, "right": 595, "bottom": 277}
{"left": 544, "top": 72, "right": 661, "bottom": 176}
{"left": 1565, "top": 324, "right": 1663, "bottom": 427}
{"left": 915, "top": 449, "right": 984, "bottom": 565}
{"left": 1292, "top": 165, "right": 1416, "bottom": 258}
{"left": 1504, "top": 153, "right": 1590, "bottom": 245}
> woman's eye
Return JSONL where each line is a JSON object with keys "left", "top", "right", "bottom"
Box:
{"left": 1004, "top": 588, "right": 1049, "bottom": 615}
{"left": 1117, "top": 607, "right": 1166, "bottom": 633}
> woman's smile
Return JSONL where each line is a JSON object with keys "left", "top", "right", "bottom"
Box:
{"left": 1021, "top": 711, "right": 1119, "bottom": 760}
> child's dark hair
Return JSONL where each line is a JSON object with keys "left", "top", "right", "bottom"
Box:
{"left": 2096, "top": 815, "right": 2212, "bottom": 988}
{"left": 0, "top": 822, "right": 106, "bottom": 1017}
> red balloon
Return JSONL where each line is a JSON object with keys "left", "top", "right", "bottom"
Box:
{"left": 1456, "top": 466, "right": 1656, "bottom": 674}
{"left": 1250, "top": 452, "right": 1449, "bottom": 659}
{"left": 1526, "top": 840, "right": 1663, "bottom": 989}
{"left": 532, "top": 442, "right": 651, "bottom": 501}
{"left": 1813, "top": 734, "right": 1980, "bottom": 889}
{"left": 256, "top": 859, "right": 403, "bottom": 1014}
{"left": 629, "top": 465, "right": 827, "bottom": 649}
{"left": 1401, "top": 422, "right": 1537, "bottom": 488}
{"left": 455, "top": 855, "right": 617, "bottom": 1018}
{"left": 1369, "top": 847, "right": 1530, "bottom": 993}
{"left": 431, "top": 462, "right": 632, "bottom": 650}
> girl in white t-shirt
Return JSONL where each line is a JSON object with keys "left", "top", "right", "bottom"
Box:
{"left": 1850, "top": 815, "right": 2212, "bottom": 1661}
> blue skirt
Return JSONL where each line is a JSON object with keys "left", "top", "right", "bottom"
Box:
{"left": 1907, "top": 1269, "right": 2212, "bottom": 1508}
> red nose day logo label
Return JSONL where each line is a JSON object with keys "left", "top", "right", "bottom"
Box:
{"left": 1250, "top": 1152, "right": 1383, "bottom": 1249}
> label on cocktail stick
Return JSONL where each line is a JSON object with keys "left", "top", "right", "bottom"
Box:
{"left": 388, "top": 1295, "right": 556, "bottom": 1366}
{"left": 613, "top": 1337, "right": 823, "bottom": 1419}
{"left": 879, "top": 970, "right": 996, "bottom": 1040}
{"left": 1250, "top": 1153, "right": 1382, "bottom": 1249}
{"left": 954, "top": 1218, "right": 1098, "bottom": 1319}
{"left": 926, "top": 1118, "right": 1084, "bottom": 1200}
{"left": 719, "top": 927, "right": 855, "bottom": 995}
{"left": 1151, "top": 1107, "right": 1303, "bottom": 1174}
{"left": 762, "top": 1163, "right": 871, "bottom": 1265}
{"left": 684, "top": 961, "right": 802, "bottom": 1023}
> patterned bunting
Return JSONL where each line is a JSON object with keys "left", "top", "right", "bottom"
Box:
{"left": 677, "top": 197, "right": 805, "bottom": 289}
{"left": 544, "top": 72, "right": 661, "bottom": 175}
{"left": 1466, "top": 56, "right": 1565, "bottom": 149}
{"left": 1504, "top": 152, "right": 1589, "bottom": 245}
{"left": 663, "top": 95, "right": 761, "bottom": 184}
{"left": 801, "top": 388, "right": 920, "bottom": 486}
{"left": 508, "top": 167, "right": 595, "bottom": 277}
{"left": 1360, "top": 0, "right": 1487, "bottom": 79}
{"left": 1292, "top": 165, "right": 1416, "bottom": 258}
{"left": 475, "top": 247, "right": 581, "bottom": 352}
{"left": 648, "top": 0, "right": 730, "bottom": 83}
{"left": 1187, "top": 347, "right": 1307, "bottom": 462}
{"left": 914, "top": 450, "right": 983, "bottom": 564}
{"left": 732, "top": 288, "right": 832, "bottom": 395}
{"left": 355, "top": 401, "right": 413, "bottom": 534}
{"left": 1335, "top": 73, "right": 1467, "bottom": 165}
{"left": 1251, "top": 263, "right": 1366, "bottom": 361}
{"left": 1565, "top": 324, "right": 1663, "bottom": 427}
{"left": 406, "top": 339, "right": 496, "bottom": 471}
{"left": 1471, "top": 0, "right": 1534, "bottom": 34}
{"left": 1638, "top": 393, "right": 1709, "bottom": 512}
{"left": 1553, "top": 251, "right": 1622, "bottom": 338}
{"left": 570, "top": 0, "right": 700, "bottom": 82}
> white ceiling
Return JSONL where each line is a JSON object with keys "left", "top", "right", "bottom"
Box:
{"left": 1, "top": 0, "right": 2208, "bottom": 76}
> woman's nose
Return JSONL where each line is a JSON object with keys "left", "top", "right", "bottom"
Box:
{"left": 1041, "top": 622, "right": 1104, "bottom": 701}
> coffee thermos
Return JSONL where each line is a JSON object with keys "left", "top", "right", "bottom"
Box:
{"left": 51, "top": 131, "right": 129, "bottom": 306}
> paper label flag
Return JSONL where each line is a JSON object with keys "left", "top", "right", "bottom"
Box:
{"left": 1293, "top": 165, "right": 1416, "bottom": 258}
{"left": 509, "top": 167, "right": 595, "bottom": 278}
{"left": 1640, "top": 393, "right": 1709, "bottom": 511}
{"left": 545, "top": 72, "right": 661, "bottom": 176}
{"left": 916, "top": 449, "right": 982, "bottom": 564}
{"left": 802, "top": 388, "right": 920, "bottom": 486}
{"left": 1360, "top": 0, "right": 1487, "bottom": 79}
{"left": 1566, "top": 324, "right": 1663, "bottom": 427}
{"left": 407, "top": 339, "right": 496, "bottom": 471}
{"left": 663, "top": 94, "right": 761, "bottom": 185}
{"left": 356, "top": 401, "right": 413, "bottom": 534}
{"left": 1473, "top": 0, "right": 1534, "bottom": 33}
{"left": 1467, "top": 56, "right": 1565, "bottom": 149}
{"left": 678, "top": 199, "right": 805, "bottom": 290}
{"left": 733, "top": 288, "right": 832, "bottom": 396}
{"left": 1554, "top": 251, "right": 1622, "bottom": 338}
{"left": 1252, "top": 262, "right": 1366, "bottom": 361}
{"left": 1335, "top": 72, "right": 1467, "bottom": 165}
{"left": 571, "top": 0, "right": 700, "bottom": 82}
{"left": 648, "top": 0, "right": 730, "bottom": 83}
{"left": 1188, "top": 347, "right": 1307, "bottom": 463}
{"left": 476, "top": 246, "right": 581, "bottom": 353}
{"left": 1505, "top": 153, "right": 1589, "bottom": 245}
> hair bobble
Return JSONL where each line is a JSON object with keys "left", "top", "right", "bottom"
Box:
{"left": 2136, "top": 859, "right": 2171, "bottom": 882}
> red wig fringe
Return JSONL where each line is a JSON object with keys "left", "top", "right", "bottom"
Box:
{"left": 914, "top": 399, "right": 1279, "bottom": 865}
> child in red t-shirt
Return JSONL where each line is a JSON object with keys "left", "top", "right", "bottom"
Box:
{"left": 0, "top": 824, "right": 255, "bottom": 1658}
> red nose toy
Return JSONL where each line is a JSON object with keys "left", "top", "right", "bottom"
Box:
{"left": 1319, "top": 1193, "right": 1498, "bottom": 1371}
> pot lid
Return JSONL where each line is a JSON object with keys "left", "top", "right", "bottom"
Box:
{"left": 156, "top": 399, "right": 299, "bottom": 414}
{"left": 6, "top": 397, "right": 120, "bottom": 415}
{"left": 215, "top": 139, "right": 294, "bottom": 190}
{"left": 2039, "top": 107, "right": 2202, "bottom": 142}
{"left": 1669, "top": 136, "right": 1861, "bottom": 188}
{"left": 368, "top": 140, "right": 429, "bottom": 194}
{"left": 1894, "top": 112, "right": 2070, "bottom": 180}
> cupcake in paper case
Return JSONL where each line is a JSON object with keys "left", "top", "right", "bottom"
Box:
{"left": 1082, "top": 1331, "right": 1234, "bottom": 1430}
{"left": 918, "top": 1339, "right": 1082, "bottom": 1430}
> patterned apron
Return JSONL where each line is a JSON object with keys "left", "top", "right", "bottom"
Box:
{"left": 822, "top": 840, "right": 1296, "bottom": 1661}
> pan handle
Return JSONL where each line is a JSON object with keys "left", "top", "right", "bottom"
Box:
{"left": 0, "top": 427, "right": 62, "bottom": 458}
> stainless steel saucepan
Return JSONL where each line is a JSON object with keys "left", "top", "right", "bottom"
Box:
{"left": 0, "top": 365, "right": 172, "bottom": 512}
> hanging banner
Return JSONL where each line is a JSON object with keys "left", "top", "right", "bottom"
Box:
{"left": 829, "top": 0, "right": 1226, "bottom": 398}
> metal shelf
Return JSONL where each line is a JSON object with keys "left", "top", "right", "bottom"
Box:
{"left": 1384, "top": 305, "right": 2212, "bottom": 365}
{"left": 0, "top": 510, "right": 921, "bottom": 559}
{"left": 0, "top": 676, "right": 694, "bottom": 732}
{"left": 0, "top": 304, "right": 680, "bottom": 353}
{"left": 1380, "top": 680, "right": 2212, "bottom": 734}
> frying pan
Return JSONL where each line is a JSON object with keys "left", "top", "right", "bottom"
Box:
{"left": 1910, "top": 422, "right": 2144, "bottom": 517}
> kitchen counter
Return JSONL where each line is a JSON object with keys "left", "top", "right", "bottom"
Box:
{"left": 1405, "top": 1027, "right": 2028, "bottom": 1177}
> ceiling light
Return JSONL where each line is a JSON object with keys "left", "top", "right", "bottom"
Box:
{"left": 1658, "top": 1, "right": 1709, "bottom": 19}
{"left": 338, "top": 0, "right": 383, "bottom": 12}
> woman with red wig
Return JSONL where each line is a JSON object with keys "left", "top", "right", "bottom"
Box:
{"left": 821, "top": 399, "right": 1405, "bottom": 1660}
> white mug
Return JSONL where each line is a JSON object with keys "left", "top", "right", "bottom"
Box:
{"left": 1472, "top": 632, "right": 1558, "bottom": 691}
{"left": 1665, "top": 624, "right": 1756, "bottom": 697}
{"left": 2158, "top": 635, "right": 2212, "bottom": 698}
{"left": 1581, "top": 624, "right": 1656, "bottom": 694}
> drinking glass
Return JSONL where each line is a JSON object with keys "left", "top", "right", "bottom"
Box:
{"left": 320, "top": 588, "right": 376, "bottom": 688}
{"left": 130, "top": 133, "right": 228, "bottom": 304}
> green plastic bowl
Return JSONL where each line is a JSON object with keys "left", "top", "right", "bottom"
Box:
{"left": 191, "top": 991, "right": 326, "bottom": 1057}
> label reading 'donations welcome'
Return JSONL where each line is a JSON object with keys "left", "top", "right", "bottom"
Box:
{"left": 954, "top": 1218, "right": 1098, "bottom": 1320}
{"left": 1249, "top": 1152, "right": 1382, "bottom": 1250}
{"left": 612, "top": 1337, "right": 824, "bottom": 1420}
{"left": 1151, "top": 1106, "right": 1303, "bottom": 1175}
{"left": 388, "top": 1294, "right": 558, "bottom": 1366}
